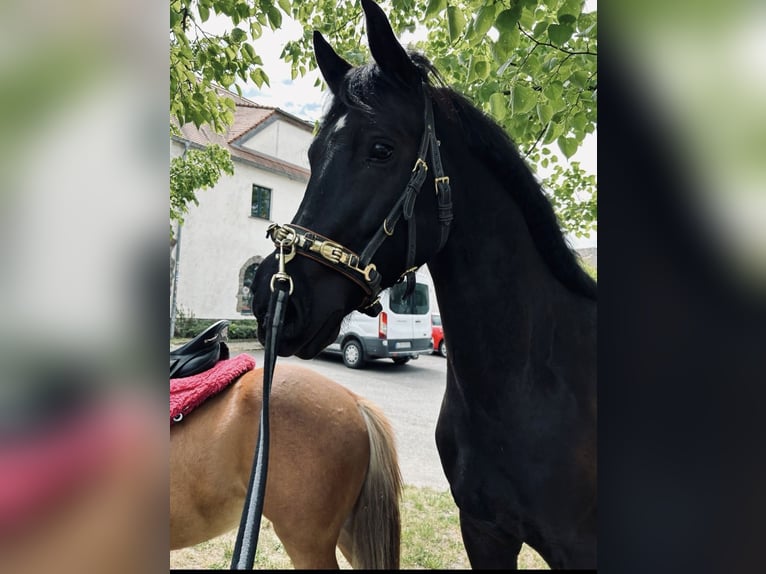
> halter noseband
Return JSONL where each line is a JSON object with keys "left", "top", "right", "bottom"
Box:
{"left": 267, "top": 84, "right": 453, "bottom": 317}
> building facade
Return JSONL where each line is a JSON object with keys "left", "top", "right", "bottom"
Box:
{"left": 171, "top": 90, "right": 313, "bottom": 321}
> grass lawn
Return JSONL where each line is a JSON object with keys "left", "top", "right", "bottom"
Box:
{"left": 170, "top": 485, "right": 548, "bottom": 570}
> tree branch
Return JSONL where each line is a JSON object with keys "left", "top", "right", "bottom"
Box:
{"left": 517, "top": 23, "right": 597, "bottom": 57}
{"left": 523, "top": 122, "right": 549, "bottom": 160}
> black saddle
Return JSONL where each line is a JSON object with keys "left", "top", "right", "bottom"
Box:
{"left": 170, "top": 320, "right": 231, "bottom": 379}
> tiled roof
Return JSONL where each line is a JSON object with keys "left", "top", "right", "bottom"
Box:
{"left": 174, "top": 86, "right": 312, "bottom": 182}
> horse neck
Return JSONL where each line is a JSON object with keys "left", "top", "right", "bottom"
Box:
{"left": 426, "top": 121, "right": 590, "bottom": 385}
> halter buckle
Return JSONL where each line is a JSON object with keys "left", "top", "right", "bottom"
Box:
{"left": 412, "top": 158, "right": 428, "bottom": 173}
{"left": 317, "top": 241, "right": 345, "bottom": 264}
{"left": 359, "top": 263, "right": 377, "bottom": 283}
{"left": 434, "top": 176, "right": 450, "bottom": 194}
{"left": 270, "top": 241, "right": 295, "bottom": 294}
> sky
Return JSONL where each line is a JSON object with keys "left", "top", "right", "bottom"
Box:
{"left": 207, "top": 8, "right": 597, "bottom": 248}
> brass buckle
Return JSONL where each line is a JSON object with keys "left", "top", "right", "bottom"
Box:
{"left": 412, "top": 158, "right": 428, "bottom": 173}
{"left": 434, "top": 176, "right": 450, "bottom": 194}
{"left": 268, "top": 223, "right": 297, "bottom": 246}
{"left": 318, "top": 241, "right": 345, "bottom": 264}
{"left": 361, "top": 263, "right": 377, "bottom": 283}
{"left": 270, "top": 241, "right": 294, "bottom": 294}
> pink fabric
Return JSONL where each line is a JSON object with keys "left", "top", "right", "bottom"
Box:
{"left": 170, "top": 354, "right": 256, "bottom": 425}
{"left": 0, "top": 400, "right": 137, "bottom": 536}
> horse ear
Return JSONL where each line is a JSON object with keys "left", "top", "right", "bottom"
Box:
{"left": 361, "top": 0, "right": 418, "bottom": 86}
{"left": 313, "top": 30, "right": 351, "bottom": 94}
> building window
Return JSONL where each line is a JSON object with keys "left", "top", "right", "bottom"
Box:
{"left": 251, "top": 184, "right": 271, "bottom": 219}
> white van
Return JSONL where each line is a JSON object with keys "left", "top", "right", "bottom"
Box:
{"left": 323, "top": 280, "right": 433, "bottom": 368}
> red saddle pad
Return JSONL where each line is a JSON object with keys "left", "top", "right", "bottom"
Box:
{"left": 170, "top": 354, "right": 256, "bottom": 425}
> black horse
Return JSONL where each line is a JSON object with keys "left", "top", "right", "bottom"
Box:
{"left": 252, "top": 0, "right": 596, "bottom": 568}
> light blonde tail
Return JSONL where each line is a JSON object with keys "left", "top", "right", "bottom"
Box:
{"left": 342, "top": 398, "right": 402, "bottom": 569}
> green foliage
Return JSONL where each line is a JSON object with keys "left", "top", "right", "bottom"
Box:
{"left": 169, "top": 0, "right": 597, "bottom": 236}
{"left": 277, "top": 0, "right": 597, "bottom": 237}
{"left": 580, "top": 259, "right": 597, "bottom": 280}
{"left": 170, "top": 0, "right": 285, "bottom": 133}
{"left": 170, "top": 143, "right": 234, "bottom": 227}
{"left": 542, "top": 160, "right": 596, "bottom": 239}
{"left": 172, "top": 316, "right": 259, "bottom": 339}
{"left": 227, "top": 320, "right": 260, "bottom": 339}
{"left": 170, "top": 0, "right": 289, "bottom": 220}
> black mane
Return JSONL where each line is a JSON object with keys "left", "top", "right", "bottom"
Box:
{"left": 437, "top": 85, "right": 597, "bottom": 301}
{"left": 412, "top": 54, "right": 596, "bottom": 301}
{"left": 327, "top": 52, "right": 597, "bottom": 301}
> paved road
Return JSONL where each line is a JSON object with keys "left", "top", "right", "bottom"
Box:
{"left": 229, "top": 343, "right": 451, "bottom": 491}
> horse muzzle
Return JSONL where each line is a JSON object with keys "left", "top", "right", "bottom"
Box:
{"left": 251, "top": 252, "right": 360, "bottom": 358}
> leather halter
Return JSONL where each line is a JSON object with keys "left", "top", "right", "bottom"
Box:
{"left": 267, "top": 84, "right": 453, "bottom": 316}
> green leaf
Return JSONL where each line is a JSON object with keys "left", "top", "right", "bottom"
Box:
{"left": 511, "top": 84, "right": 535, "bottom": 114}
{"left": 537, "top": 102, "right": 553, "bottom": 124}
{"left": 278, "top": 0, "right": 291, "bottom": 15}
{"left": 250, "top": 20, "right": 262, "bottom": 39}
{"left": 558, "top": 0, "right": 582, "bottom": 21}
{"left": 198, "top": 4, "right": 210, "bottom": 23}
{"left": 570, "top": 70, "right": 589, "bottom": 88}
{"left": 473, "top": 5, "right": 497, "bottom": 39}
{"left": 230, "top": 27, "right": 246, "bottom": 43}
{"left": 495, "top": 28, "right": 520, "bottom": 63}
{"left": 541, "top": 55, "right": 559, "bottom": 73}
{"left": 557, "top": 136, "right": 577, "bottom": 159}
{"left": 424, "top": 0, "right": 447, "bottom": 21}
{"left": 250, "top": 68, "right": 265, "bottom": 88}
{"left": 236, "top": 2, "right": 251, "bottom": 21}
{"left": 533, "top": 21, "right": 548, "bottom": 38}
{"left": 495, "top": 4, "right": 522, "bottom": 34}
{"left": 543, "top": 121, "right": 564, "bottom": 145}
{"left": 489, "top": 92, "right": 507, "bottom": 121}
{"left": 472, "top": 59, "right": 490, "bottom": 80}
{"left": 267, "top": 6, "right": 282, "bottom": 29}
{"left": 242, "top": 43, "right": 256, "bottom": 61}
{"left": 548, "top": 24, "right": 573, "bottom": 46}
{"left": 447, "top": 6, "right": 466, "bottom": 43}
{"left": 543, "top": 81, "right": 564, "bottom": 102}
{"left": 170, "top": 6, "right": 180, "bottom": 29}
{"left": 572, "top": 111, "right": 588, "bottom": 132}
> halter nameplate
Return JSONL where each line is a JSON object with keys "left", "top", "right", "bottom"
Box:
{"left": 267, "top": 223, "right": 381, "bottom": 298}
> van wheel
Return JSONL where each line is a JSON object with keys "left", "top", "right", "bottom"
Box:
{"left": 342, "top": 340, "right": 364, "bottom": 369}
{"left": 393, "top": 357, "right": 410, "bottom": 366}
{"left": 439, "top": 340, "right": 447, "bottom": 358}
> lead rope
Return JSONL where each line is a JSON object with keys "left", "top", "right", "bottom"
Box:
{"left": 230, "top": 240, "right": 294, "bottom": 569}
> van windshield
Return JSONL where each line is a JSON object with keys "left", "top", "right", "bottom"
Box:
{"left": 389, "top": 282, "right": 429, "bottom": 315}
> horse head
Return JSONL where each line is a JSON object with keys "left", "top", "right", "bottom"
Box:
{"left": 251, "top": 0, "right": 451, "bottom": 358}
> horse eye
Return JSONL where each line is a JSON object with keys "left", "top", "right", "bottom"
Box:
{"left": 369, "top": 142, "right": 393, "bottom": 161}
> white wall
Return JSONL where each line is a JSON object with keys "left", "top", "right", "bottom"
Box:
{"left": 239, "top": 119, "right": 311, "bottom": 170}
{"left": 171, "top": 139, "right": 307, "bottom": 319}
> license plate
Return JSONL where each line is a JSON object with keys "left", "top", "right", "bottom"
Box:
{"left": 396, "top": 342, "right": 411, "bottom": 349}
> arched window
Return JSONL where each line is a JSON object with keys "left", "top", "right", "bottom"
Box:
{"left": 237, "top": 255, "right": 263, "bottom": 314}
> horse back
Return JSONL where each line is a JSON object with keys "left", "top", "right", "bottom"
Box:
{"left": 170, "top": 364, "right": 371, "bottom": 551}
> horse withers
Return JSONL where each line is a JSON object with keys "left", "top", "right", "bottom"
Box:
{"left": 251, "top": 0, "right": 596, "bottom": 568}
{"left": 170, "top": 362, "right": 402, "bottom": 569}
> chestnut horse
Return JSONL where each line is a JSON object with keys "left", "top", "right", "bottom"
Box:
{"left": 170, "top": 362, "right": 402, "bottom": 569}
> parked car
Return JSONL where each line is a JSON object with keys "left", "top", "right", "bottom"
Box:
{"left": 432, "top": 313, "right": 446, "bottom": 357}
{"left": 323, "top": 280, "right": 433, "bottom": 369}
